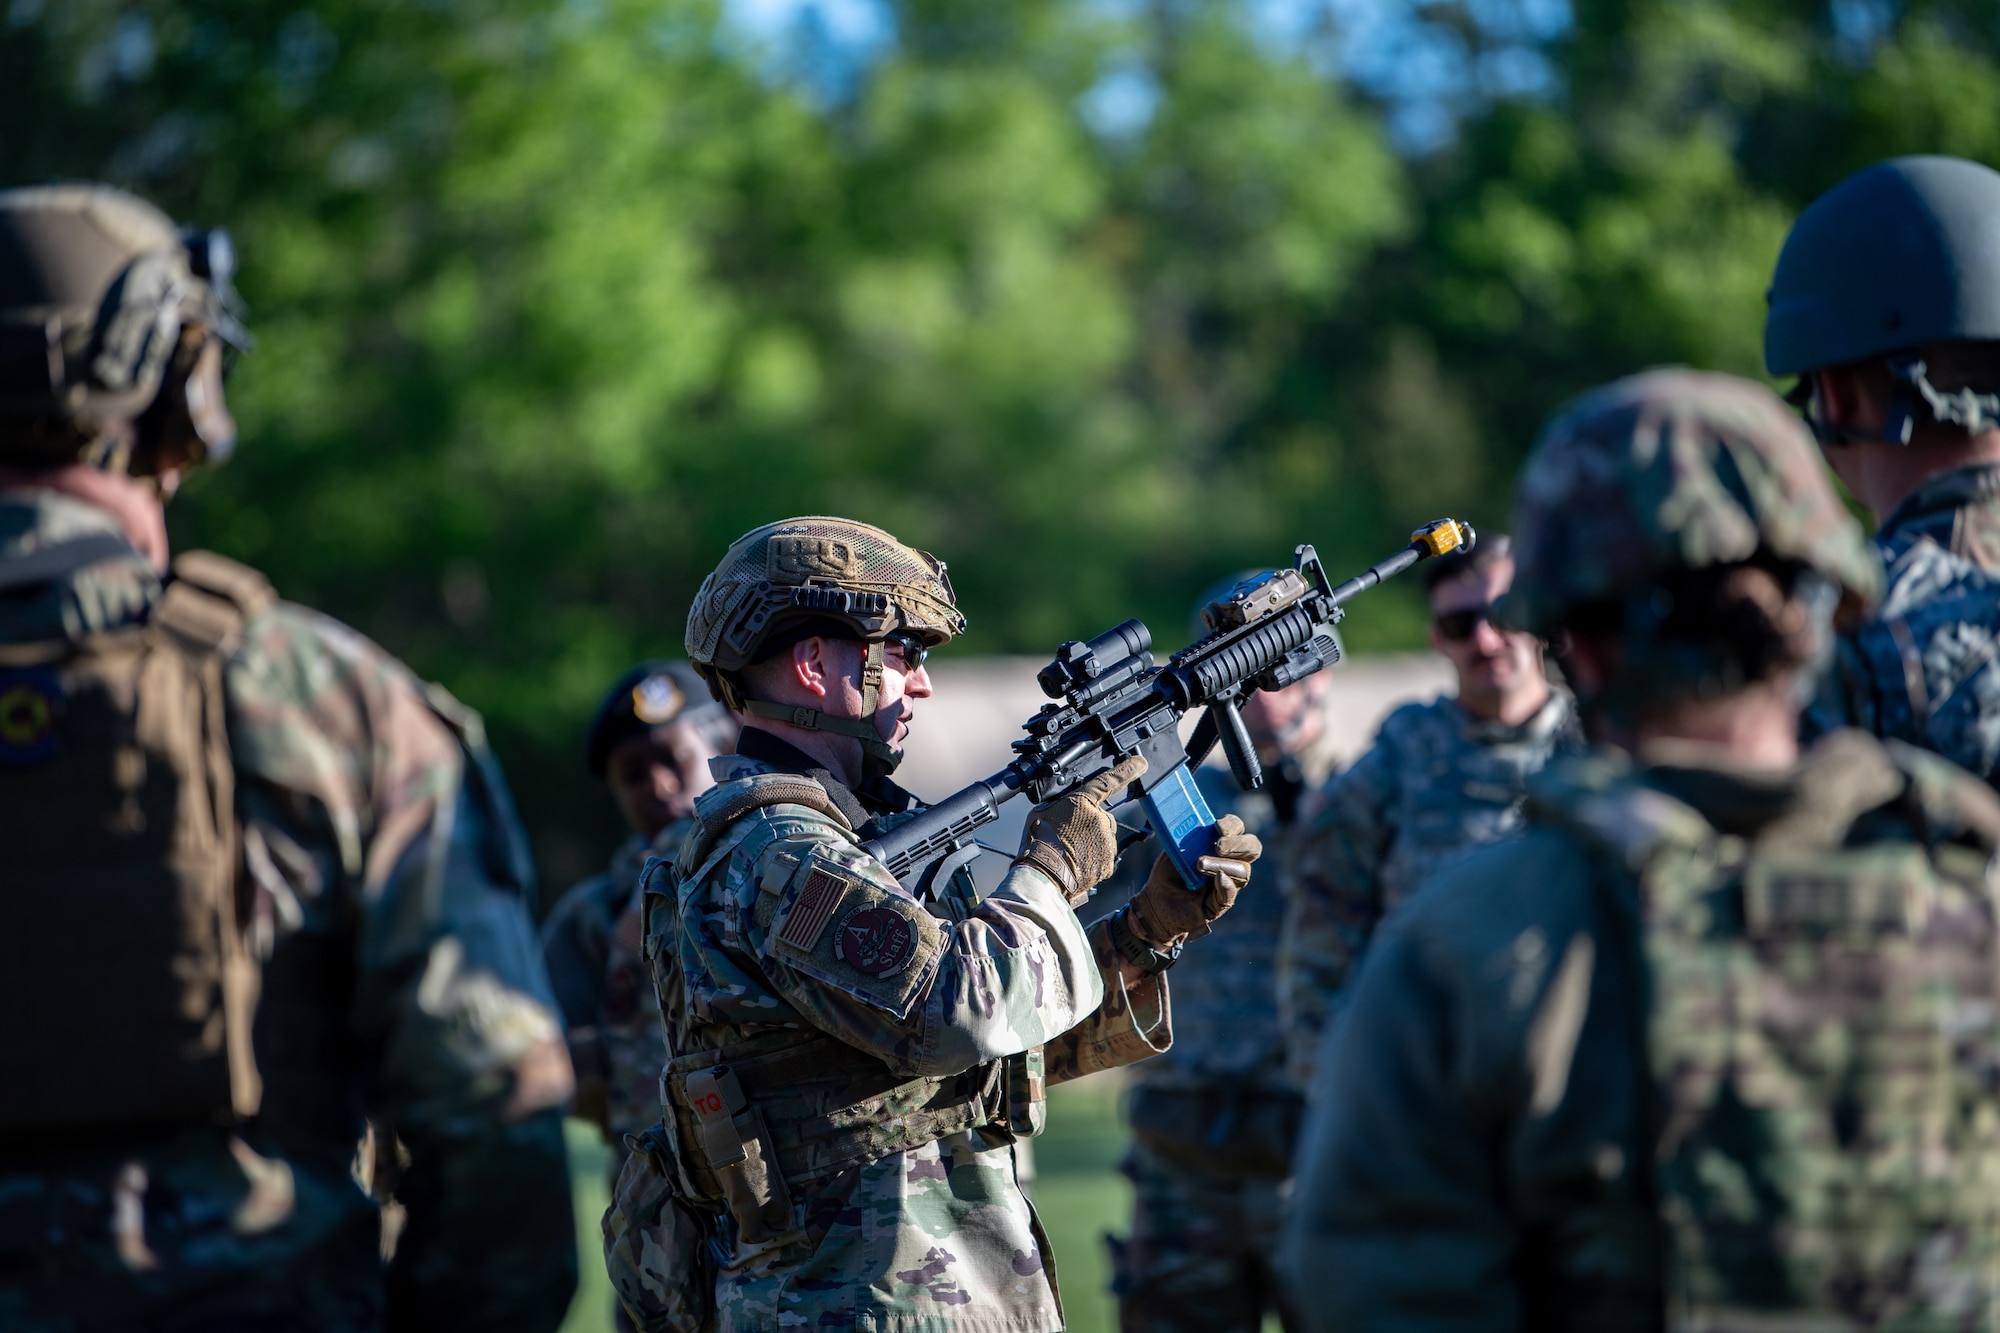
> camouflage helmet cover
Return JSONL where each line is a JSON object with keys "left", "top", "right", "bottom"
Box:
{"left": 0, "top": 183, "right": 246, "bottom": 460}
{"left": 685, "top": 515, "right": 965, "bottom": 702}
{"left": 1504, "top": 368, "right": 1881, "bottom": 637}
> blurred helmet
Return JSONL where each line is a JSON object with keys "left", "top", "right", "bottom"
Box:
{"left": 1766, "top": 156, "right": 2000, "bottom": 440}
{"left": 1504, "top": 368, "right": 1880, "bottom": 641}
{"left": 685, "top": 516, "right": 964, "bottom": 767}
{"left": 0, "top": 183, "right": 249, "bottom": 472}
{"left": 584, "top": 660, "right": 725, "bottom": 778}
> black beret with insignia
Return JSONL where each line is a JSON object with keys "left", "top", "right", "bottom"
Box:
{"left": 584, "top": 660, "right": 717, "bottom": 778}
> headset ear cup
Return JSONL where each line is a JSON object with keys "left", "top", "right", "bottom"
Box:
{"left": 128, "top": 327, "right": 232, "bottom": 475}
{"left": 181, "top": 337, "right": 235, "bottom": 462}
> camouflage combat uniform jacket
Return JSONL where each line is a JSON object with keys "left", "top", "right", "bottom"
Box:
{"left": 1808, "top": 461, "right": 2000, "bottom": 783}
{"left": 1278, "top": 690, "right": 1582, "bottom": 1085}
{"left": 1286, "top": 730, "right": 2000, "bottom": 1332}
{"left": 0, "top": 488, "right": 576, "bottom": 1332}
{"left": 544, "top": 828, "right": 684, "bottom": 1149}
{"left": 606, "top": 728, "right": 1171, "bottom": 1333}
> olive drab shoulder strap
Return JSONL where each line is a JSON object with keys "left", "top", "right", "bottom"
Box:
{"left": 679, "top": 773, "right": 853, "bottom": 877}
{"left": 159, "top": 548, "right": 277, "bottom": 641}
{"left": 154, "top": 551, "right": 274, "bottom": 1120}
{"left": 0, "top": 546, "right": 272, "bottom": 1137}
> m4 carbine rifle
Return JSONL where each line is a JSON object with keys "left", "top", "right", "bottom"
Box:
{"left": 863, "top": 520, "right": 1475, "bottom": 896}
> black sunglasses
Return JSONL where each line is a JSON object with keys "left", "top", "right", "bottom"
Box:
{"left": 885, "top": 632, "right": 929, "bottom": 670}
{"left": 1433, "top": 604, "right": 1496, "bottom": 643}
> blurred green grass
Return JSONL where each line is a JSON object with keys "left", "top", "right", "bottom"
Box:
{"left": 561, "top": 1121, "right": 615, "bottom": 1333}
{"left": 1028, "top": 1075, "right": 1132, "bottom": 1333}
{"left": 556, "top": 1074, "right": 1133, "bottom": 1333}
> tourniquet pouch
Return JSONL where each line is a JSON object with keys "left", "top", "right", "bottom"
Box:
{"left": 1126, "top": 1082, "right": 1303, "bottom": 1180}
{"left": 606, "top": 1124, "right": 718, "bottom": 1333}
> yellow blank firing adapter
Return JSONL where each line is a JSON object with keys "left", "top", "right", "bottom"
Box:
{"left": 1412, "top": 519, "right": 1475, "bottom": 559}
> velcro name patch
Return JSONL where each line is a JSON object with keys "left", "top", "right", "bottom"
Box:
{"left": 1743, "top": 846, "right": 1932, "bottom": 935}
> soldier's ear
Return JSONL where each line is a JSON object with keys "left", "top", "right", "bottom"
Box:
{"left": 791, "top": 637, "right": 833, "bottom": 699}
{"left": 1812, "top": 365, "right": 1875, "bottom": 434}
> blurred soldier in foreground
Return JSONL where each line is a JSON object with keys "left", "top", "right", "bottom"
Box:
{"left": 604, "top": 516, "right": 1261, "bottom": 1333}
{"left": 1772, "top": 155, "right": 2000, "bottom": 781}
{"left": 1277, "top": 534, "right": 1581, "bottom": 1087}
{"left": 543, "top": 664, "right": 734, "bottom": 1166}
{"left": 1286, "top": 369, "right": 2000, "bottom": 1329}
{"left": 1107, "top": 588, "right": 1338, "bottom": 1333}
{"left": 0, "top": 185, "right": 575, "bottom": 1331}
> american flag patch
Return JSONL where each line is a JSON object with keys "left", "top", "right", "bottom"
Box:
{"left": 777, "top": 868, "right": 847, "bottom": 952}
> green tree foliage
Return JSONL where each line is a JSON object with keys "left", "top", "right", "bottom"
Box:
{"left": 6, "top": 0, "right": 1998, "bottom": 878}
{"left": 1333, "top": 0, "right": 2000, "bottom": 525}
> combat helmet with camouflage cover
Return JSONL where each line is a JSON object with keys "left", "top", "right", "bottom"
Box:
{"left": 1766, "top": 155, "right": 2000, "bottom": 444}
{"left": 685, "top": 516, "right": 965, "bottom": 768}
{"left": 1504, "top": 369, "right": 1880, "bottom": 700}
{"left": 0, "top": 183, "right": 248, "bottom": 472}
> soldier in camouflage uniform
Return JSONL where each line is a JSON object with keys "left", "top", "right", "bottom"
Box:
{"left": 1772, "top": 156, "right": 2000, "bottom": 782}
{"left": 1105, "top": 592, "right": 1340, "bottom": 1333}
{"left": 1286, "top": 368, "right": 2000, "bottom": 1330}
{"left": 543, "top": 661, "right": 736, "bottom": 1154}
{"left": 604, "top": 516, "right": 1265, "bottom": 1333}
{"left": 0, "top": 185, "right": 576, "bottom": 1331}
{"left": 1278, "top": 534, "right": 1582, "bottom": 1087}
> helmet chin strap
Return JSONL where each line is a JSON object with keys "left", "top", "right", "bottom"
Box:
{"left": 1883, "top": 355, "right": 2000, "bottom": 445}
{"left": 740, "top": 639, "right": 903, "bottom": 773}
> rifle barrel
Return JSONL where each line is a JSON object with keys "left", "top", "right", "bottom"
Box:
{"left": 1323, "top": 544, "right": 1423, "bottom": 607}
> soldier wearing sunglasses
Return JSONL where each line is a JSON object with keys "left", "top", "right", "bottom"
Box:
{"left": 1278, "top": 533, "right": 1582, "bottom": 1089}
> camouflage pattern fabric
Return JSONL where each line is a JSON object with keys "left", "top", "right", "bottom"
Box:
{"left": 607, "top": 736, "right": 1171, "bottom": 1333}
{"left": 1277, "top": 690, "right": 1583, "bottom": 1087}
{"left": 1095, "top": 735, "right": 1336, "bottom": 1333}
{"left": 1806, "top": 461, "right": 2000, "bottom": 785}
{"left": 1284, "top": 729, "right": 2000, "bottom": 1331}
{"left": 542, "top": 828, "right": 682, "bottom": 1149}
{"left": 0, "top": 486, "right": 576, "bottom": 1333}
{"left": 1502, "top": 368, "right": 1882, "bottom": 639}
{"left": 1110, "top": 1142, "right": 1291, "bottom": 1333}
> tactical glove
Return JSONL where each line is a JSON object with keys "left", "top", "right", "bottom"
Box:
{"left": 1127, "top": 814, "right": 1261, "bottom": 946}
{"left": 1015, "top": 755, "right": 1148, "bottom": 903}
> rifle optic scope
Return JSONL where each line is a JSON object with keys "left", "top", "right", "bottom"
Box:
{"left": 1037, "top": 619, "right": 1152, "bottom": 699}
